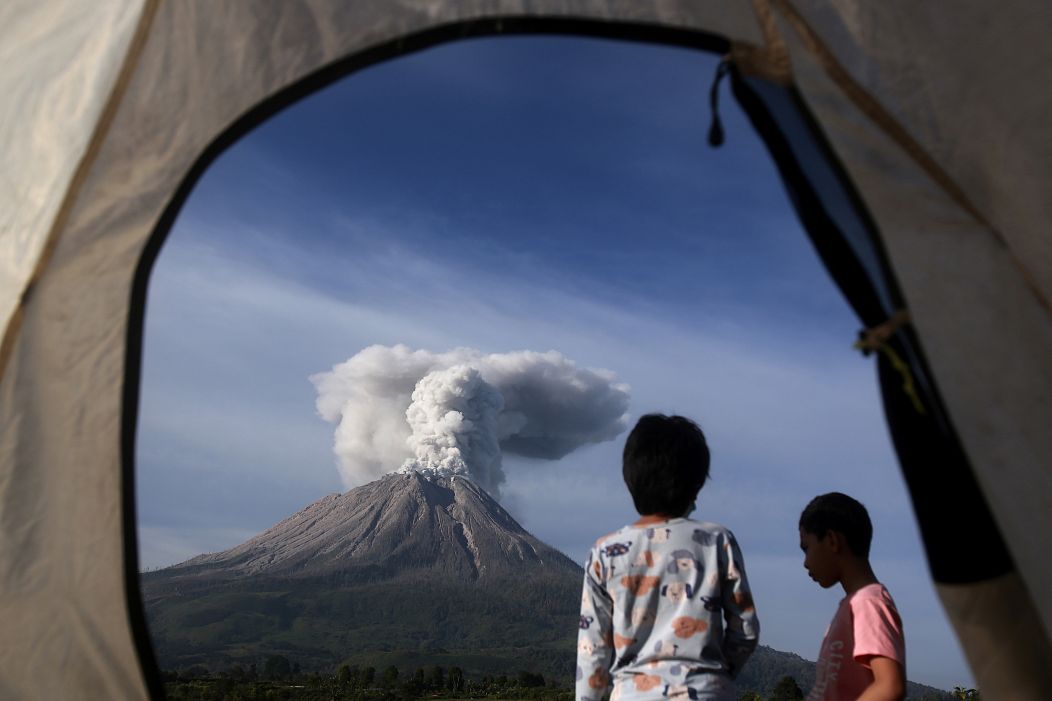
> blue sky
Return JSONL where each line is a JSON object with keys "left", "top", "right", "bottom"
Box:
{"left": 136, "top": 35, "right": 971, "bottom": 690}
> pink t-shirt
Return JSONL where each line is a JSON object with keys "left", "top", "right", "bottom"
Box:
{"left": 807, "top": 583, "right": 905, "bottom": 701}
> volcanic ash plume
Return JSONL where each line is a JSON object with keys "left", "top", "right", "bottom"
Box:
{"left": 401, "top": 365, "right": 505, "bottom": 493}
{"left": 310, "top": 345, "right": 630, "bottom": 497}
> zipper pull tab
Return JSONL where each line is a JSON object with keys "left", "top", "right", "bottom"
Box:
{"left": 708, "top": 58, "right": 732, "bottom": 148}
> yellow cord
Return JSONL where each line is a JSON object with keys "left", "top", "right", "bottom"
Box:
{"left": 853, "top": 310, "right": 927, "bottom": 415}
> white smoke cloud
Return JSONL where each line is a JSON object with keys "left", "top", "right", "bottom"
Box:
{"left": 310, "top": 344, "right": 631, "bottom": 496}
{"left": 401, "top": 365, "right": 505, "bottom": 493}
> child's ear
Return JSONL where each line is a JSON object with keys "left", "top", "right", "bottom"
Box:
{"left": 824, "top": 530, "right": 843, "bottom": 553}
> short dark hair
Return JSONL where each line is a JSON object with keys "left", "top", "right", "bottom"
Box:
{"left": 799, "top": 492, "right": 873, "bottom": 558}
{"left": 623, "top": 414, "right": 710, "bottom": 516}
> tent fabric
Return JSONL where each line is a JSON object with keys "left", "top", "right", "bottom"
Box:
{"left": 0, "top": 0, "right": 146, "bottom": 362}
{"left": 936, "top": 574, "right": 1052, "bottom": 700}
{"left": 730, "top": 66, "right": 1052, "bottom": 699}
{"left": 730, "top": 69, "right": 1015, "bottom": 587}
{"left": 773, "top": 0, "right": 1052, "bottom": 648}
{"left": 1, "top": 2, "right": 1050, "bottom": 698}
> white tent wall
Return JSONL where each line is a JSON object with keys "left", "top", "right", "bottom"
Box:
{"left": 0, "top": 2, "right": 151, "bottom": 698}
{"left": 789, "top": 1, "right": 1052, "bottom": 297}
{"left": 775, "top": 2, "right": 1052, "bottom": 695}
{"left": 0, "top": 0, "right": 146, "bottom": 356}
{"left": 0, "top": 1, "right": 1049, "bottom": 699}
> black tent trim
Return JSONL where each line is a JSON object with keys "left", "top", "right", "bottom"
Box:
{"left": 728, "top": 69, "right": 1014, "bottom": 585}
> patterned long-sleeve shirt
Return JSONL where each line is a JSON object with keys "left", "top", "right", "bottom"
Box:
{"left": 576, "top": 518, "right": 759, "bottom": 701}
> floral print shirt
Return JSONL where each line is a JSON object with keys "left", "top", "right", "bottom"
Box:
{"left": 576, "top": 518, "right": 759, "bottom": 701}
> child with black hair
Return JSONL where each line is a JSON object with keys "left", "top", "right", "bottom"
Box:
{"left": 799, "top": 493, "right": 906, "bottom": 701}
{"left": 576, "top": 414, "right": 759, "bottom": 701}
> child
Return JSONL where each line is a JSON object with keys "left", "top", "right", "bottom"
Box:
{"left": 799, "top": 493, "right": 906, "bottom": 701}
{"left": 577, "top": 414, "right": 759, "bottom": 701}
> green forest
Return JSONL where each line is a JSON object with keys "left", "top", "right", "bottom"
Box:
{"left": 161, "top": 659, "right": 974, "bottom": 701}
{"left": 163, "top": 660, "right": 569, "bottom": 701}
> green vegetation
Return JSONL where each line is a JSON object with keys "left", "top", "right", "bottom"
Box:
{"left": 767, "top": 675, "right": 804, "bottom": 700}
{"left": 162, "top": 660, "right": 573, "bottom": 701}
{"left": 732, "top": 647, "right": 814, "bottom": 696}
{"left": 145, "top": 574, "right": 581, "bottom": 682}
{"left": 729, "top": 652, "right": 957, "bottom": 700}
{"left": 146, "top": 576, "right": 961, "bottom": 700}
{"left": 162, "top": 663, "right": 963, "bottom": 701}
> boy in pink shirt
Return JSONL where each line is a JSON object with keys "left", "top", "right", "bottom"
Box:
{"left": 799, "top": 493, "right": 905, "bottom": 701}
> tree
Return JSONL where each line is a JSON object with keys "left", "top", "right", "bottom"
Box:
{"left": 382, "top": 665, "right": 400, "bottom": 688}
{"left": 428, "top": 665, "right": 445, "bottom": 691}
{"left": 448, "top": 667, "right": 465, "bottom": 693}
{"left": 952, "top": 687, "right": 982, "bottom": 700}
{"left": 770, "top": 675, "right": 804, "bottom": 701}
{"left": 263, "top": 655, "right": 292, "bottom": 681}
{"left": 738, "top": 693, "right": 764, "bottom": 701}
{"left": 401, "top": 668, "right": 426, "bottom": 697}
{"left": 518, "top": 671, "right": 545, "bottom": 688}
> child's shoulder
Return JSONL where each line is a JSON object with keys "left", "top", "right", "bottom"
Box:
{"left": 591, "top": 519, "right": 740, "bottom": 552}
{"left": 592, "top": 526, "right": 630, "bottom": 549}
{"left": 688, "top": 519, "right": 731, "bottom": 535}
{"left": 626, "top": 518, "right": 736, "bottom": 546}
{"left": 848, "top": 582, "right": 905, "bottom": 654}
{"left": 852, "top": 582, "right": 899, "bottom": 607}
{"left": 682, "top": 519, "right": 737, "bottom": 543}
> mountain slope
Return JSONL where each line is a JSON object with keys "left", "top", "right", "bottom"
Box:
{"left": 152, "top": 472, "right": 577, "bottom": 583}
{"left": 141, "top": 472, "right": 582, "bottom": 678}
{"left": 140, "top": 473, "right": 951, "bottom": 697}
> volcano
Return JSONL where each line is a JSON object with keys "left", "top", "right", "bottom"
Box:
{"left": 139, "top": 474, "right": 952, "bottom": 699}
{"left": 153, "top": 471, "right": 579, "bottom": 582}
{"left": 140, "top": 472, "right": 583, "bottom": 678}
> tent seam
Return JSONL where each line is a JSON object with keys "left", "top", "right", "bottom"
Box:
{"left": 773, "top": 0, "right": 1052, "bottom": 319}
{"left": 728, "top": 0, "right": 792, "bottom": 85}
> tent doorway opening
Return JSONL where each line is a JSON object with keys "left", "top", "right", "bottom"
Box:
{"left": 134, "top": 32, "right": 971, "bottom": 696}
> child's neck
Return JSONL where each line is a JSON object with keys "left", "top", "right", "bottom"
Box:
{"left": 839, "top": 559, "right": 879, "bottom": 596}
{"left": 633, "top": 513, "right": 681, "bottom": 526}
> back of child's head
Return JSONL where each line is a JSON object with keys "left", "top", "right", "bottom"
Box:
{"left": 623, "top": 414, "right": 710, "bottom": 516}
{"left": 799, "top": 492, "right": 873, "bottom": 558}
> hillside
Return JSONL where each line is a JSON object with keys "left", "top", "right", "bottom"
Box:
{"left": 142, "top": 473, "right": 582, "bottom": 680}
{"left": 141, "top": 472, "right": 950, "bottom": 697}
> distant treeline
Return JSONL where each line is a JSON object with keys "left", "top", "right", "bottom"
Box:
{"left": 163, "top": 658, "right": 573, "bottom": 701}
{"left": 162, "top": 658, "right": 967, "bottom": 701}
